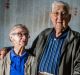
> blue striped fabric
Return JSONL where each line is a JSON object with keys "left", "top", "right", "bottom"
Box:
{"left": 38, "top": 31, "right": 67, "bottom": 75}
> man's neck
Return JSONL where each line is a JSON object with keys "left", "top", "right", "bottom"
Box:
{"left": 55, "top": 27, "right": 68, "bottom": 37}
{"left": 56, "top": 32, "right": 62, "bottom": 37}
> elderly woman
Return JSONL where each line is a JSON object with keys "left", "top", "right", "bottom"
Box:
{"left": 0, "top": 24, "right": 33, "bottom": 75}
{"left": 1, "top": 1, "right": 80, "bottom": 75}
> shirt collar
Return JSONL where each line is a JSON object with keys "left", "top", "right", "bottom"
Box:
{"left": 10, "top": 48, "right": 28, "bottom": 58}
{"left": 50, "top": 27, "right": 69, "bottom": 39}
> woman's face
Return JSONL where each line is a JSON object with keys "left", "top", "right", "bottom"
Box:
{"left": 10, "top": 27, "right": 29, "bottom": 48}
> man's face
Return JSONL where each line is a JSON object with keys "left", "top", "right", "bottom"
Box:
{"left": 10, "top": 28, "right": 29, "bottom": 48}
{"left": 50, "top": 4, "right": 71, "bottom": 33}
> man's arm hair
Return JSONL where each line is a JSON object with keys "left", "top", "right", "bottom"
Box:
{"left": 0, "top": 46, "right": 13, "bottom": 59}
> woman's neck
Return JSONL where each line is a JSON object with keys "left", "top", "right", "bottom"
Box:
{"left": 14, "top": 47, "right": 25, "bottom": 56}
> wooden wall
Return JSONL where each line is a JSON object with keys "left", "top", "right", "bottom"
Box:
{"left": 0, "top": 0, "right": 80, "bottom": 48}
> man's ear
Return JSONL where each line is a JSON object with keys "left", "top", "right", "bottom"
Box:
{"left": 49, "top": 12, "right": 53, "bottom": 21}
{"left": 49, "top": 12, "right": 52, "bottom": 18}
{"left": 68, "top": 14, "right": 71, "bottom": 22}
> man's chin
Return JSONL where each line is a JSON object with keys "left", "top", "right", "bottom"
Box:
{"left": 55, "top": 28, "right": 62, "bottom": 31}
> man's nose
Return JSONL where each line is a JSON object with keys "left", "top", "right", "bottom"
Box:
{"left": 57, "top": 13, "right": 63, "bottom": 20}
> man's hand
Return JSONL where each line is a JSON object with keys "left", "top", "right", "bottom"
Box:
{"left": 0, "top": 48, "right": 7, "bottom": 60}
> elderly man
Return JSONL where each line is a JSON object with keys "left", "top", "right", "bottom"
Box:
{"left": 30, "top": 1, "right": 80, "bottom": 75}
{"left": 0, "top": 24, "right": 33, "bottom": 75}
{"left": 0, "top": 1, "right": 80, "bottom": 75}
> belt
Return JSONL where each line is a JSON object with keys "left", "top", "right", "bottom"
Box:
{"left": 38, "top": 72, "right": 54, "bottom": 75}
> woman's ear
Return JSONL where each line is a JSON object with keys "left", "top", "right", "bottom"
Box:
{"left": 9, "top": 35, "right": 13, "bottom": 42}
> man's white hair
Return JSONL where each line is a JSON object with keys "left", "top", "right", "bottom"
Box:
{"left": 52, "top": 1, "right": 70, "bottom": 13}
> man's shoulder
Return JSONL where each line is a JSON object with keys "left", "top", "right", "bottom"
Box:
{"left": 68, "top": 29, "right": 80, "bottom": 42}
{"left": 39, "top": 28, "right": 53, "bottom": 36}
{"left": 41, "top": 28, "right": 52, "bottom": 32}
{"left": 71, "top": 29, "right": 80, "bottom": 38}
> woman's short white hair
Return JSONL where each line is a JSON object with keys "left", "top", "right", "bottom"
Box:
{"left": 52, "top": 1, "right": 70, "bottom": 13}
{"left": 9, "top": 24, "right": 29, "bottom": 41}
{"left": 9, "top": 24, "right": 29, "bottom": 35}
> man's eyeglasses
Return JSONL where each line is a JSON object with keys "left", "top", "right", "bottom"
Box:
{"left": 51, "top": 11, "right": 69, "bottom": 18}
{"left": 11, "top": 32, "right": 30, "bottom": 38}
